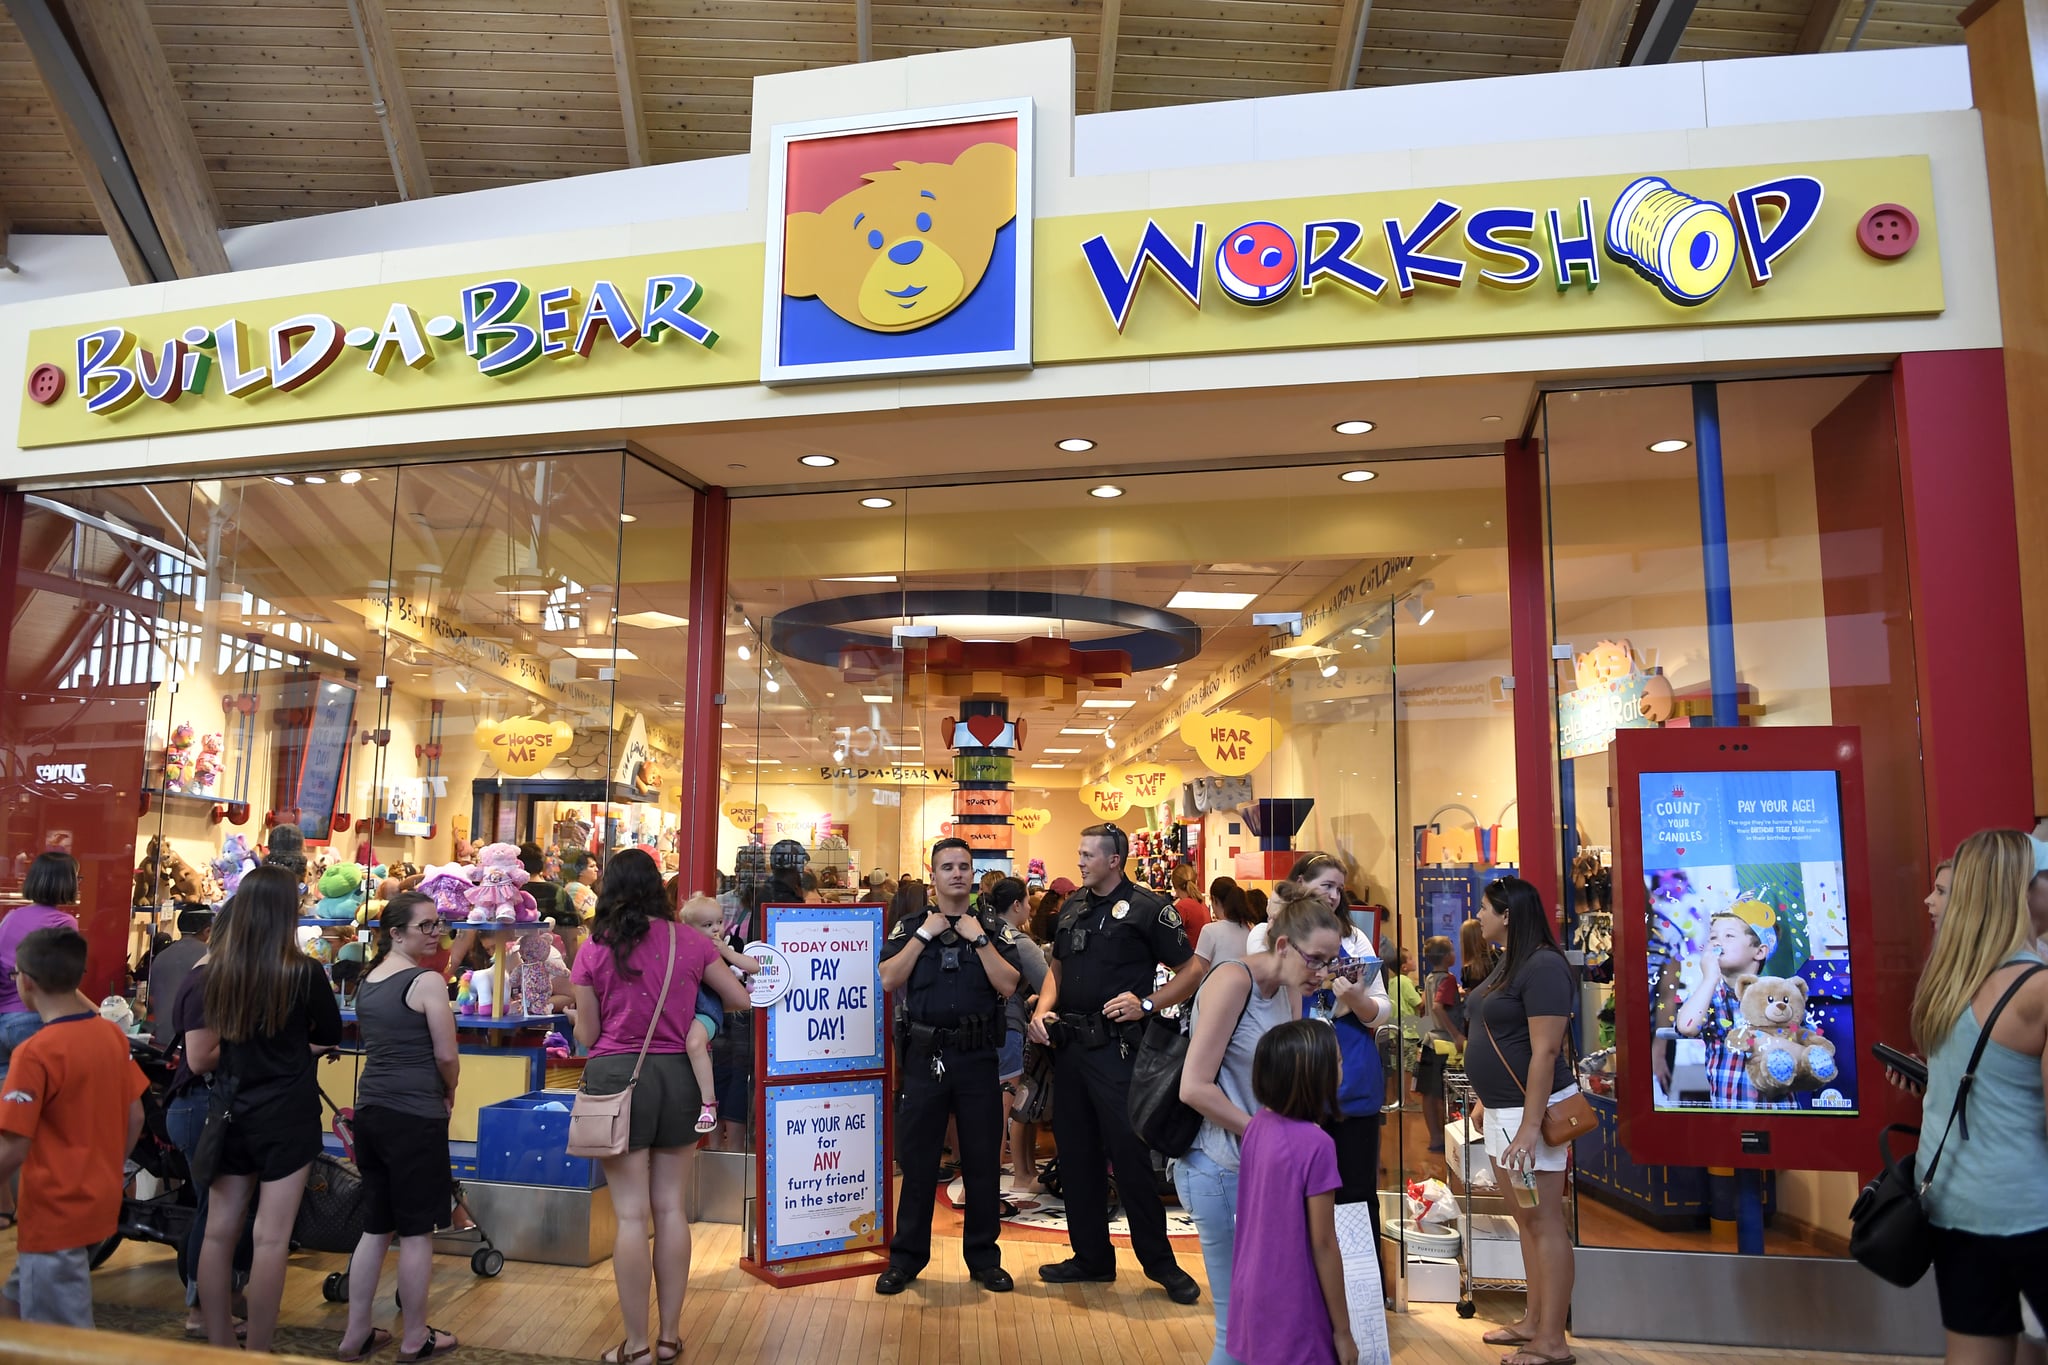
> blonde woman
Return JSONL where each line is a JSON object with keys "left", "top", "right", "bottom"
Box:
{"left": 1911, "top": 829, "right": 2047, "bottom": 1365}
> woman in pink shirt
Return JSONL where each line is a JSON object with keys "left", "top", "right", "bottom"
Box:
{"left": 571, "top": 850, "right": 750, "bottom": 1365}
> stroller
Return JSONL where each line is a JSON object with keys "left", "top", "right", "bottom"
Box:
{"left": 311, "top": 1087, "right": 505, "bottom": 1303}
{"left": 90, "top": 1038, "right": 198, "bottom": 1268}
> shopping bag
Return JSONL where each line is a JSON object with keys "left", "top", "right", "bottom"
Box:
{"left": 1333, "top": 1200, "right": 1392, "bottom": 1365}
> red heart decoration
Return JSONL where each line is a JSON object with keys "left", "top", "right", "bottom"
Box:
{"left": 1013, "top": 718, "right": 1028, "bottom": 749}
{"left": 964, "top": 714, "right": 1006, "bottom": 748}
{"left": 1675, "top": 847, "right": 1686, "bottom": 856}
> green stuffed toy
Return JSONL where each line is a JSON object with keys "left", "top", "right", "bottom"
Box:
{"left": 312, "top": 861, "right": 366, "bottom": 921}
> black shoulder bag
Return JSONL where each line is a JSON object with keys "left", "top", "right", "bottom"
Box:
{"left": 1849, "top": 962, "right": 2046, "bottom": 1287}
{"left": 1129, "top": 962, "right": 1254, "bottom": 1157}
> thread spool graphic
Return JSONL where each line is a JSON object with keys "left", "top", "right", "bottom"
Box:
{"left": 1605, "top": 176, "right": 1738, "bottom": 306}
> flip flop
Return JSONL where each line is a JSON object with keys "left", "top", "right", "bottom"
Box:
{"left": 1483, "top": 1328, "right": 1531, "bottom": 1347}
{"left": 397, "top": 1328, "right": 457, "bottom": 1362}
{"left": 338, "top": 1327, "right": 393, "bottom": 1361}
{"left": 1502, "top": 1352, "right": 1575, "bottom": 1365}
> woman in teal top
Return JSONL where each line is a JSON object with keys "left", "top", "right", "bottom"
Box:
{"left": 1911, "top": 828, "right": 2048, "bottom": 1360}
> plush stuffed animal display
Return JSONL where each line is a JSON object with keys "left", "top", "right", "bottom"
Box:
{"left": 1728, "top": 973, "right": 1838, "bottom": 1096}
{"left": 163, "top": 724, "right": 198, "bottom": 793}
{"left": 312, "top": 861, "right": 366, "bottom": 921}
{"left": 464, "top": 842, "right": 529, "bottom": 923}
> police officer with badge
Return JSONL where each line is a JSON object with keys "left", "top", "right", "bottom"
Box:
{"left": 1027, "top": 824, "right": 1206, "bottom": 1302}
{"left": 875, "top": 837, "right": 1024, "bottom": 1295}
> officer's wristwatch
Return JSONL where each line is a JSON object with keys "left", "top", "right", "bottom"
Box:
{"left": 1140, "top": 998, "right": 1156, "bottom": 1015}
{"left": 967, "top": 933, "right": 990, "bottom": 949}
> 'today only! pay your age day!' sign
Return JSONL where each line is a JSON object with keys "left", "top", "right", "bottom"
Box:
{"left": 763, "top": 903, "right": 885, "bottom": 1076}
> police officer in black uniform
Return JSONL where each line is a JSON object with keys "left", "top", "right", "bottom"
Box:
{"left": 1027, "top": 823, "right": 1206, "bottom": 1303}
{"left": 875, "top": 837, "right": 1024, "bottom": 1295}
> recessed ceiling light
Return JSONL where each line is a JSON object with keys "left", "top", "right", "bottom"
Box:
{"left": 862, "top": 693, "right": 893, "bottom": 704}
{"left": 1059, "top": 727, "right": 1105, "bottom": 735}
{"left": 303, "top": 474, "right": 328, "bottom": 485}
{"left": 883, "top": 744, "right": 918, "bottom": 752}
{"left": 1339, "top": 469, "right": 1377, "bottom": 483}
{"left": 824, "top": 575, "right": 897, "bottom": 583}
{"left": 1081, "top": 699, "right": 1137, "bottom": 709}
{"left": 860, "top": 496, "right": 895, "bottom": 509}
{"left": 339, "top": 470, "right": 363, "bottom": 484}
{"left": 563, "top": 646, "right": 637, "bottom": 660}
{"left": 737, "top": 644, "right": 752, "bottom": 660}
{"left": 1057, "top": 437, "right": 1096, "bottom": 452}
{"left": 271, "top": 475, "right": 295, "bottom": 486}
{"left": 1272, "top": 644, "right": 1338, "bottom": 660}
{"left": 616, "top": 610, "right": 687, "bottom": 629}
{"left": 1648, "top": 438, "right": 1691, "bottom": 453}
{"left": 800, "top": 454, "right": 838, "bottom": 467}
{"left": 1168, "top": 590, "right": 1257, "bottom": 610}
{"left": 619, "top": 512, "right": 637, "bottom": 523}
{"left": 721, "top": 721, "right": 736, "bottom": 729}
{"left": 746, "top": 757, "right": 781, "bottom": 765}
{"left": 1481, "top": 415, "right": 1503, "bottom": 423}
{"left": 1044, "top": 747, "right": 1083, "bottom": 754}
{"left": 1031, "top": 762, "right": 1067, "bottom": 769}
{"left": 1088, "top": 485, "right": 1123, "bottom": 499}
{"left": 1333, "top": 420, "right": 1375, "bottom": 435}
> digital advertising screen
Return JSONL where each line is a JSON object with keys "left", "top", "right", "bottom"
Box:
{"left": 1638, "top": 768, "right": 1857, "bottom": 1117}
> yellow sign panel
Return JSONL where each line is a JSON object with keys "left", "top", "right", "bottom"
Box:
{"left": 1032, "top": 158, "right": 1941, "bottom": 364}
{"left": 19, "top": 245, "right": 765, "bottom": 447}
{"left": 476, "top": 716, "right": 575, "bottom": 778}
{"left": 1012, "top": 806, "right": 1052, "bottom": 835}
{"left": 724, "top": 802, "right": 761, "bottom": 830}
{"left": 1115, "top": 763, "right": 1184, "bottom": 805}
{"left": 18, "top": 157, "right": 1941, "bottom": 448}
{"left": 1083, "top": 782, "right": 1131, "bottom": 821}
{"left": 1180, "top": 710, "right": 1277, "bottom": 777}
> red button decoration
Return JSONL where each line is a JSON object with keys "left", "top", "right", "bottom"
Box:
{"left": 26, "top": 363, "right": 64, "bottom": 405}
{"left": 1857, "top": 204, "right": 1918, "bottom": 260}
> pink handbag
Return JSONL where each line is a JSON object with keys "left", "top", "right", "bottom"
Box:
{"left": 565, "top": 924, "right": 677, "bottom": 1159}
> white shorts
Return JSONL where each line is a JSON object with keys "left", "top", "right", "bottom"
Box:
{"left": 1482, "top": 1085, "right": 1578, "bottom": 1174}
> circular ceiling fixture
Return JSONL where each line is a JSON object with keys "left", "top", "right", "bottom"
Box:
{"left": 769, "top": 589, "right": 1204, "bottom": 672}
{"left": 271, "top": 475, "right": 295, "bottom": 486}
{"left": 1057, "top": 438, "right": 1096, "bottom": 452}
{"left": 1339, "top": 469, "right": 1377, "bottom": 483}
{"left": 619, "top": 513, "right": 637, "bottom": 523}
{"left": 1333, "top": 420, "right": 1375, "bottom": 435}
{"left": 860, "top": 496, "right": 895, "bottom": 509}
{"left": 339, "top": 470, "right": 364, "bottom": 484}
{"left": 1648, "top": 439, "right": 1690, "bottom": 453}
{"left": 1089, "top": 485, "right": 1124, "bottom": 499}
{"left": 800, "top": 454, "right": 838, "bottom": 467}
{"left": 303, "top": 474, "right": 327, "bottom": 485}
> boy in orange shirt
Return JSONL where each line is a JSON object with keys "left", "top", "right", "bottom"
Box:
{"left": 0, "top": 927, "right": 147, "bottom": 1327}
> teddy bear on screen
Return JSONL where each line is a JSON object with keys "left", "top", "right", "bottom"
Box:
{"left": 1727, "top": 972, "right": 1839, "bottom": 1097}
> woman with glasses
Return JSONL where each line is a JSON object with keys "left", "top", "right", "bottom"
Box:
{"left": 335, "top": 891, "right": 463, "bottom": 1363}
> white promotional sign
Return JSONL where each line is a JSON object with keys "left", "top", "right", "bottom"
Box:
{"left": 764, "top": 1081, "right": 885, "bottom": 1259}
{"left": 765, "top": 907, "right": 884, "bottom": 1075}
{"left": 742, "top": 941, "right": 792, "bottom": 1008}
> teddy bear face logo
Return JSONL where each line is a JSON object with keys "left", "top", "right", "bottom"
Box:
{"left": 783, "top": 142, "right": 1017, "bottom": 334}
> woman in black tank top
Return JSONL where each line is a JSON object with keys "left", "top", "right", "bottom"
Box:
{"left": 337, "top": 893, "right": 463, "bottom": 1363}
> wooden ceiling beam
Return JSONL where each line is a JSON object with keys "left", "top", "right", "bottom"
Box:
{"left": 1329, "top": 0, "right": 1374, "bottom": 90}
{"left": 60, "top": 0, "right": 228, "bottom": 277}
{"left": 1561, "top": 0, "right": 1638, "bottom": 69}
{"left": 1095, "top": 0, "right": 1121, "bottom": 112}
{"left": 1619, "top": 0, "right": 1701, "bottom": 63}
{"left": 603, "top": 0, "right": 651, "bottom": 168}
{"left": 344, "top": 0, "right": 434, "bottom": 199}
{"left": 856, "top": 0, "right": 873, "bottom": 62}
{"left": 1794, "top": 0, "right": 1857, "bottom": 52}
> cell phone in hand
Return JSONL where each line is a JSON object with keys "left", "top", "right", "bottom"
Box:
{"left": 1871, "top": 1042, "right": 1927, "bottom": 1087}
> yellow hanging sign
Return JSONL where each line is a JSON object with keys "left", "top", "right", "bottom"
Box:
{"left": 1012, "top": 806, "right": 1052, "bottom": 835}
{"left": 476, "top": 716, "right": 574, "bottom": 778}
{"left": 1115, "top": 762, "right": 1184, "bottom": 805}
{"left": 1082, "top": 783, "right": 1132, "bottom": 821}
{"left": 724, "top": 801, "right": 761, "bottom": 829}
{"left": 1179, "top": 710, "right": 1276, "bottom": 777}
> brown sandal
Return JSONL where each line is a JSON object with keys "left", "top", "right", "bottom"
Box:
{"left": 1483, "top": 1328, "right": 1531, "bottom": 1347}
{"left": 396, "top": 1328, "right": 457, "bottom": 1362}
{"left": 655, "top": 1342, "right": 682, "bottom": 1363}
{"left": 601, "top": 1343, "right": 651, "bottom": 1365}
{"left": 338, "top": 1327, "right": 392, "bottom": 1361}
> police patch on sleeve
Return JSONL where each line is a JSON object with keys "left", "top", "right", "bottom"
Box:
{"left": 889, "top": 918, "right": 909, "bottom": 940}
{"left": 1002, "top": 924, "right": 1019, "bottom": 943}
{"left": 1160, "top": 905, "right": 1183, "bottom": 930}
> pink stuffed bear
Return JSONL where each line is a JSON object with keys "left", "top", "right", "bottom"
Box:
{"left": 463, "top": 842, "right": 529, "bottom": 923}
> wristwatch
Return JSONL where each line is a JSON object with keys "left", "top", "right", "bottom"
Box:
{"left": 968, "top": 933, "right": 990, "bottom": 949}
{"left": 1141, "top": 998, "right": 1156, "bottom": 1015}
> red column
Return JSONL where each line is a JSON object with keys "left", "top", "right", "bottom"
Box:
{"left": 676, "top": 487, "right": 731, "bottom": 898}
{"left": 1892, "top": 352, "right": 2035, "bottom": 848}
{"left": 1504, "top": 436, "right": 1560, "bottom": 914}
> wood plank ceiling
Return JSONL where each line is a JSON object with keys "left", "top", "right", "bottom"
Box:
{"left": 0, "top": 0, "right": 1971, "bottom": 241}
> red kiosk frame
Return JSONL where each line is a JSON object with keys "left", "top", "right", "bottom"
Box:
{"left": 1610, "top": 725, "right": 1894, "bottom": 1173}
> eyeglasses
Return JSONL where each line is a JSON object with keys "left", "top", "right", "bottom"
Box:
{"left": 1290, "top": 943, "right": 1337, "bottom": 974}
{"left": 409, "top": 919, "right": 444, "bottom": 934}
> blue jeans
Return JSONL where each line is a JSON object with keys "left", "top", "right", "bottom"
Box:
{"left": 1173, "top": 1147, "right": 1245, "bottom": 1365}
{"left": 164, "top": 1086, "right": 251, "bottom": 1307}
{"left": 0, "top": 1009, "right": 43, "bottom": 1086}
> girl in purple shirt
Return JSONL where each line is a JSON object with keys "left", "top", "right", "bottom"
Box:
{"left": 1229, "top": 1019, "right": 1357, "bottom": 1365}
{"left": 0, "top": 851, "right": 84, "bottom": 1230}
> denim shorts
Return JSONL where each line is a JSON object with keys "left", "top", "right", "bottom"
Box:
{"left": 997, "top": 1032, "right": 1024, "bottom": 1082}
{"left": 0, "top": 1009, "right": 44, "bottom": 1086}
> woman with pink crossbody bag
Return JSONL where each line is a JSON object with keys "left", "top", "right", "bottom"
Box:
{"left": 569, "top": 851, "right": 753, "bottom": 1365}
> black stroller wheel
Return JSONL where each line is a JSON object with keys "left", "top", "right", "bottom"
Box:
{"left": 472, "top": 1248, "right": 504, "bottom": 1277}
{"left": 323, "top": 1272, "right": 349, "bottom": 1303}
{"left": 88, "top": 1234, "right": 122, "bottom": 1269}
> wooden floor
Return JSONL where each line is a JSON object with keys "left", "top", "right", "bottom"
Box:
{"left": 49, "top": 1218, "right": 1921, "bottom": 1365}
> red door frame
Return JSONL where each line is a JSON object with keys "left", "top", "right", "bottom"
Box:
{"left": 1504, "top": 436, "right": 1561, "bottom": 916}
{"left": 676, "top": 486, "right": 731, "bottom": 899}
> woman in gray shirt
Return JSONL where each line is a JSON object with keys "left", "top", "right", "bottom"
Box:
{"left": 1174, "top": 887, "right": 1349, "bottom": 1365}
{"left": 337, "top": 892, "right": 462, "bottom": 1364}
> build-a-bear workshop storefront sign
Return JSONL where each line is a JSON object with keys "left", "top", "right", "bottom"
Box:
{"left": 17, "top": 107, "right": 1941, "bottom": 446}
